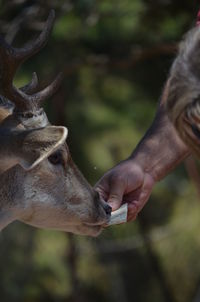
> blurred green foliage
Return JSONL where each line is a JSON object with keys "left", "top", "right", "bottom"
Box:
{"left": 0, "top": 0, "right": 200, "bottom": 302}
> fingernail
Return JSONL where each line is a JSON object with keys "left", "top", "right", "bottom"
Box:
{"left": 108, "top": 201, "right": 118, "bottom": 211}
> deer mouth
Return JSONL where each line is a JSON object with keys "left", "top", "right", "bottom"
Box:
{"left": 83, "top": 218, "right": 109, "bottom": 227}
{"left": 82, "top": 224, "right": 103, "bottom": 237}
{"left": 82, "top": 218, "right": 109, "bottom": 236}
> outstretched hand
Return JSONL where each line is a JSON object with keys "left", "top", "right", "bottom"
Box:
{"left": 95, "top": 159, "right": 155, "bottom": 222}
{"left": 95, "top": 83, "right": 190, "bottom": 223}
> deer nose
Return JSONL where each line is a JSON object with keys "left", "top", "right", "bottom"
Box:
{"left": 103, "top": 202, "right": 112, "bottom": 216}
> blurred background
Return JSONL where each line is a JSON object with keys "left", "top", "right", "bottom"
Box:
{"left": 1, "top": 0, "right": 200, "bottom": 301}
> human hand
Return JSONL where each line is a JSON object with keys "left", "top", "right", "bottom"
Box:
{"left": 95, "top": 159, "right": 155, "bottom": 222}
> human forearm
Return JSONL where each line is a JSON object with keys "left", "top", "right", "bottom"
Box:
{"left": 130, "top": 85, "right": 190, "bottom": 182}
{"left": 96, "top": 83, "right": 191, "bottom": 220}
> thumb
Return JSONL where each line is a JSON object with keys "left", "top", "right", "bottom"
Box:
{"left": 107, "top": 182, "right": 124, "bottom": 211}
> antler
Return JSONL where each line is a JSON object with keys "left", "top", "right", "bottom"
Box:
{"left": 0, "top": 10, "right": 62, "bottom": 113}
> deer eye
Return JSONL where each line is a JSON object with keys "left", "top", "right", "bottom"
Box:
{"left": 48, "top": 150, "right": 63, "bottom": 166}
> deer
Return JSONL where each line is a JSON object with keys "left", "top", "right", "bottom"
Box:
{"left": 0, "top": 10, "right": 112, "bottom": 236}
{"left": 166, "top": 20, "right": 200, "bottom": 158}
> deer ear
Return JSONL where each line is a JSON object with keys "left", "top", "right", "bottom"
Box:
{"left": 17, "top": 126, "right": 68, "bottom": 170}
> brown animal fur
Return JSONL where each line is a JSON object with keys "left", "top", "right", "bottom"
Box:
{"left": 166, "top": 26, "right": 200, "bottom": 158}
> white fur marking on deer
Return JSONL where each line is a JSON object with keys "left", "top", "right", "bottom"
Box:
{"left": 0, "top": 10, "right": 112, "bottom": 236}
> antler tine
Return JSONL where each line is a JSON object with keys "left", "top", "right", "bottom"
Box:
{"left": 0, "top": 36, "right": 27, "bottom": 109}
{"left": 12, "top": 72, "right": 63, "bottom": 113}
{"left": 0, "top": 36, "right": 18, "bottom": 90}
{"left": 15, "top": 10, "right": 55, "bottom": 63}
{"left": 30, "top": 72, "right": 63, "bottom": 105}
{"left": 0, "top": 10, "right": 55, "bottom": 87}
{"left": 0, "top": 10, "right": 61, "bottom": 114}
{"left": 20, "top": 72, "right": 39, "bottom": 94}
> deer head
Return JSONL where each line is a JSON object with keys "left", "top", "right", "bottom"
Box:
{"left": 0, "top": 10, "right": 111, "bottom": 236}
{"left": 166, "top": 25, "right": 200, "bottom": 158}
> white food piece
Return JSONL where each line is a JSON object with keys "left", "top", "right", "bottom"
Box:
{"left": 106, "top": 203, "right": 128, "bottom": 226}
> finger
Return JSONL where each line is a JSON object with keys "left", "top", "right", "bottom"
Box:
{"left": 136, "top": 174, "right": 154, "bottom": 212}
{"left": 123, "top": 187, "right": 141, "bottom": 203}
{"left": 107, "top": 183, "right": 124, "bottom": 211}
{"left": 127, "top": 174, "right": 154, "bottom": 221}
{"left": 94, "top": 178, "right": 109, "bottom": 201}
{"left": 95, "top": 186, "right": 108, "bottom": 201}
{"left": 127, "top": 202, "right": 138, "bottom": 221}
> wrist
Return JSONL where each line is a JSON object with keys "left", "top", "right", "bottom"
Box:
{"left": 129, "top": 137, "right": 190, "bottom": 182}
{"left": 128, "top": 152, "right": 157, "bottom": 182}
